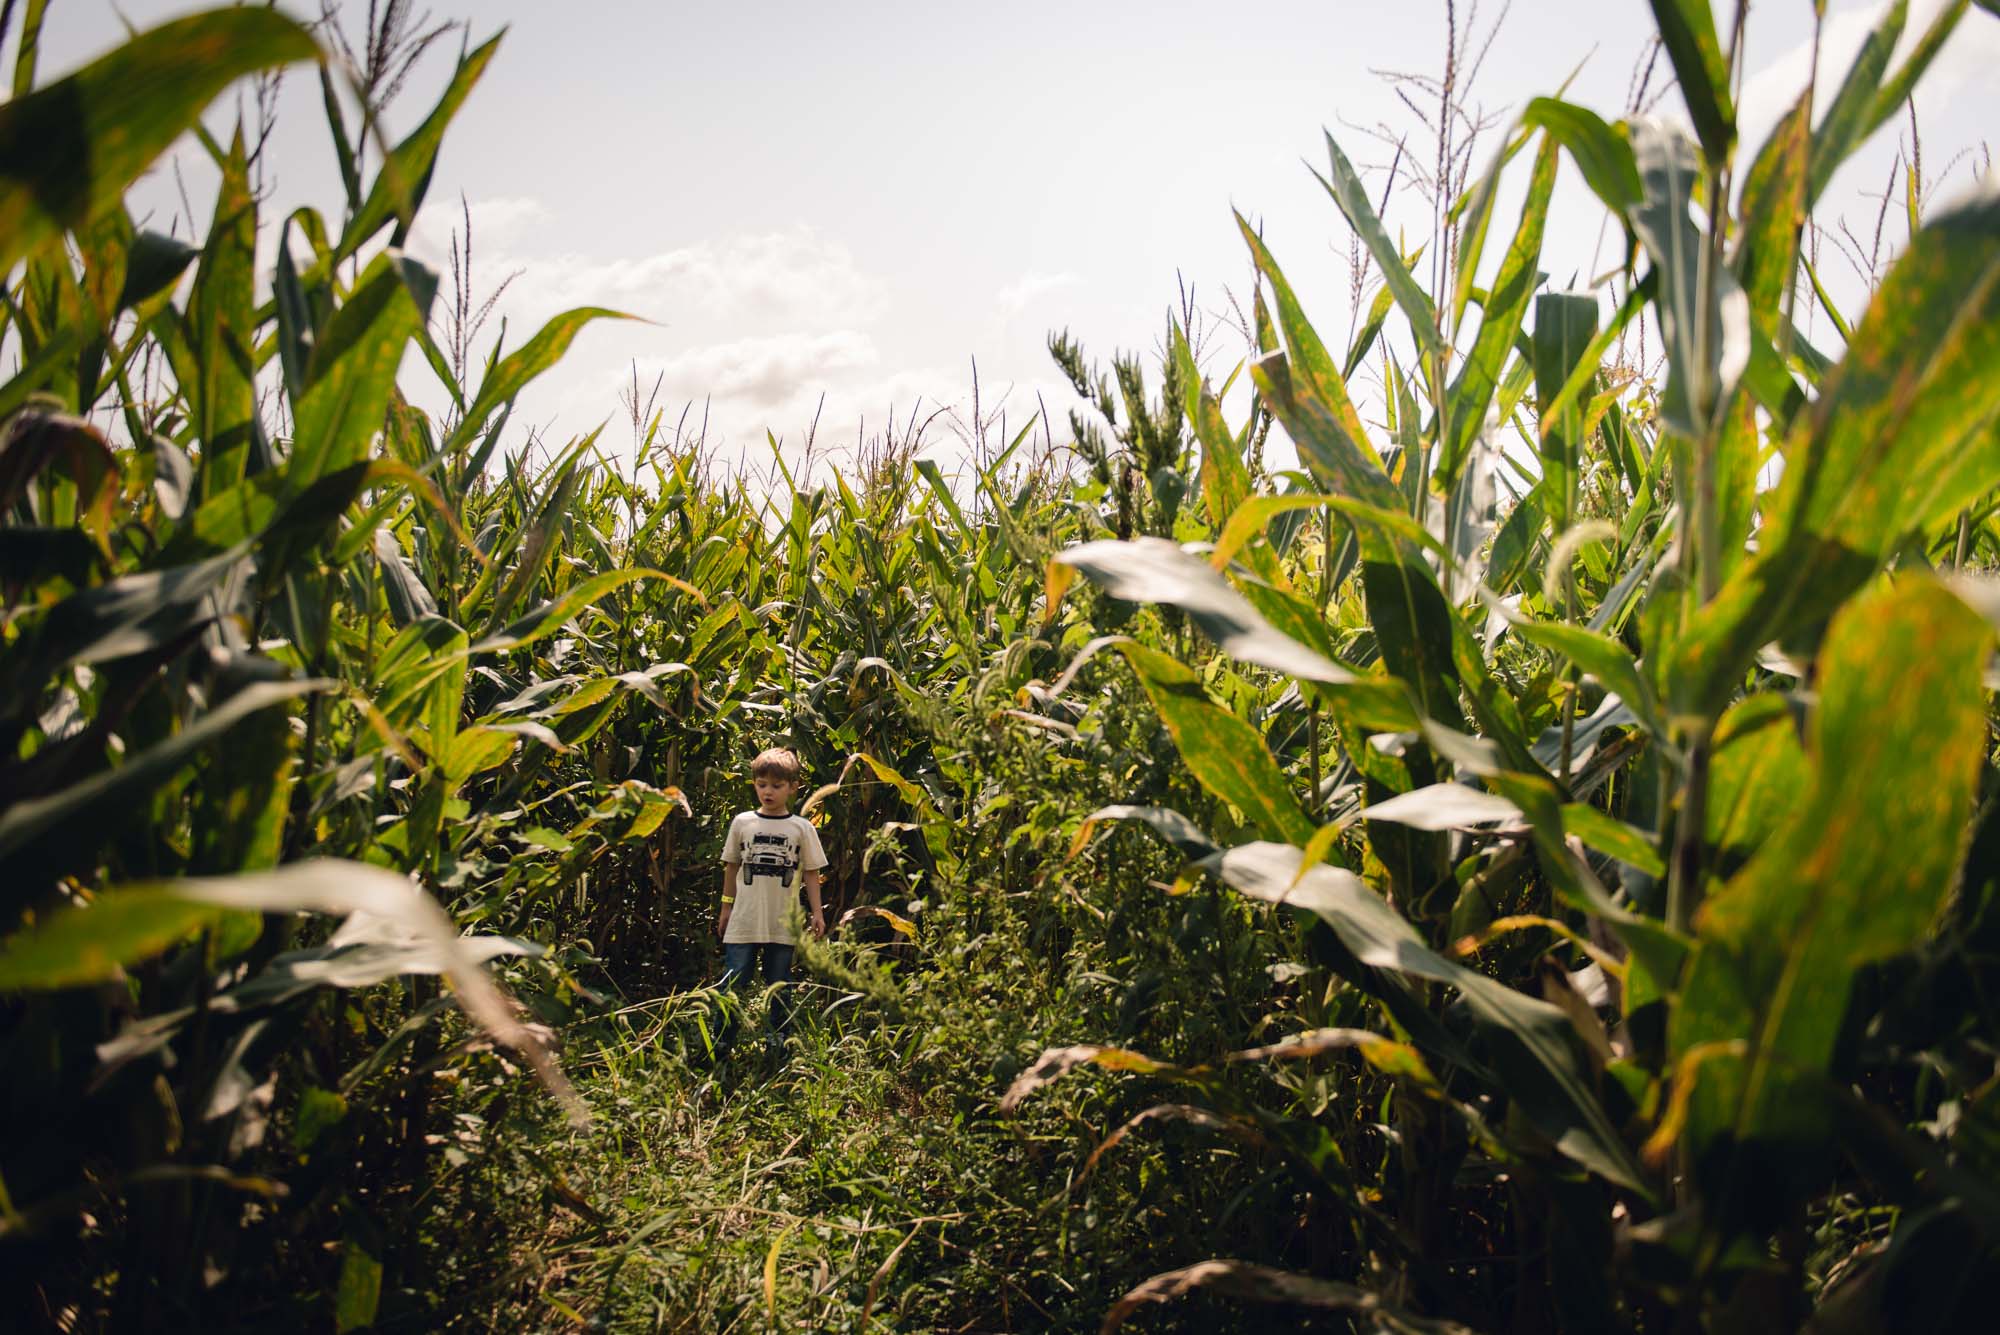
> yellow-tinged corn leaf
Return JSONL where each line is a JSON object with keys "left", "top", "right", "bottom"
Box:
{"left": 334, "top": 1239, "right": 383, "bottom": 1334}
{"left": 439, "top": 726, "right": 517, "bottom": 786}
{"left": 0, "top": 8, "right": 317, "bottom": 274}
{"left": 1734, "top": 93, "right": 1811, "bottom": 331}
{"left": 1669, "top": 178, "right": 2000, "bottom": 715}
{"left": 839, "top": 905, "right": 917, "bottom": 939}
{"left": 1669, "top": 578, "right": 1989, "bottom": 1208}
{"left": 999, "top": 1042, "right": 1191, "bottom": 1112}
{"left": 1703, "top": 692, "right": 1808, "bottom": 892}
{"left": 0, "top": 892, "right": 224, "bottom": 990}
{"left": 1104, "top": 1259, "right": 1476, "bottom": 1334}
{"left": 1230, "top": 1027, "right": 1439, "bottom": 1087}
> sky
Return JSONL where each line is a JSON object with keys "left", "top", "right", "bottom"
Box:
{"left": 17, "top": 0, "right": 2000, "bottom": 475}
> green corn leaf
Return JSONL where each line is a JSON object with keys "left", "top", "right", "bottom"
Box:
{"left": 1509, "top": 618, "right": 1662, "bottom": 739}
{"left": 1240, "top": 225, "right": 1466, "bottom": 728}
{"left": 2, "top": 861, "right": 578, "bottom": 1115}
{"left": 375, "top": 527, "right": 440, "bottom": 626}
{"left": 288, "top": 251, "right": 439, "bottom": 490}
{"left": 1358, "top": 781, "right": 1522, "bottom": 831}
{"left": 443, "top": 309, "right": 634, "bottom": 461}
{"left": 1669, "top": 578, "right": 1989, "bottom": 1218}
{"left": 439, "top": 726, "right": 518, "bottom": 786}
{"left": 1058, "top": 538, "right": 1360, "bottom": 685}
{"left": 1235, "top": 215, "right": 1399, "bottom": 509}
{"left": 1805, "top": 0, "right": 1906, "bottom": 209}
{"left": 318, "top": 63, "right": 362, "bottom": 211}
{"left": 1209, "top": 841, "right": 1651, "bottom": 1194}
{"left": 374, "top": 615, "right": 468, "bottom": 745}
{"left": 1864, "top": 1, "right": 1968, "bottom": 142}
{"left": 1531, "top": 291, "right": 1600, "bottom": 532}
{"left": 10, "top": 0, "right": 49, "bottom": 96}
{"left": 1438, "top": 135, "right": 1557, "bottom": 492}
{"left": 1520, "top": 98, "right": 1642, "bottom": 217}
{"left": 1627, "top": 120, "right": 1750, "bottom": 440}
{"left": 187, "top": 130, "right": 260, "bottom": 499}
{"left": 1647, "top": 0, "right": 1735, "bottom": 165}
{"left": 1559, "top": 803, "right": 1664, "bottom": 877}
{"left": 0, "top": 8, "right": 317, "bottom": 275}
{"left": 1174, "top": 325, "right": 1253, "bottom": 528}
{"left": 1452, "top": 131, "right": 1534, "bottom": 333}
{"left": 470, "top": 568, "right": 678, "bottom": 656}
{"left": 475, "top": 439, "right": 591, "bottom": 628}
{"left": 115, "top": 229, "right": 201, "bottom": 313}
{"left": 1077, "top": 805, "right": 1220, "bottom": 861}
{"left": 0, "top": 545, "right": 251, "bottom": 723}
{"left": 335, "top": 32, "right": 504, "bottom": 259}
{"left": 1315, "top": 132, "right": 1442, "bottom": 356}
{"left": 1704, "top": 693, "right": 1808, "bottom": 893}
{"left": 1113, "top": 641, "right": 1317, "bottom": 848}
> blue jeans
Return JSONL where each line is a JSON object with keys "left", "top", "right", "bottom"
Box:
{"left": 713, "top": 941, "right": 796, "bottom": 1053}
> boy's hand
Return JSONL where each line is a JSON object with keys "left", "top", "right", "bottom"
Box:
{"left": 715, "top": 908, "right": 730, "bottom": 939}
{"left": 810, "top": 908, "right": 827, "bottom": 939}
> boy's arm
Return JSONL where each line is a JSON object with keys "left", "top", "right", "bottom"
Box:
{"left": 804, "top": 868, "right": 825, "bottom": 938}
{"left": 717, "top": 863, "right": 737, "bottom": 937}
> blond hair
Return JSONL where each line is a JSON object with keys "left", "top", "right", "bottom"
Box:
{"left": 749, "top": 747, "right": 801, "bottom": 783}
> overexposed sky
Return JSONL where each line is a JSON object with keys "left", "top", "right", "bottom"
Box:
{"left": 18, "top": 1, "right": 2000, "bottom": 473}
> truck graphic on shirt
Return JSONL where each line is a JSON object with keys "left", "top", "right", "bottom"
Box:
{"left": 740, "top": 830, "right": 799, "bottom": 889}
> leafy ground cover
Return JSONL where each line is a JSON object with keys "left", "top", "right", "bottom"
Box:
{"left": 6, "top": 1, "right": 2000, "bottom": 1330}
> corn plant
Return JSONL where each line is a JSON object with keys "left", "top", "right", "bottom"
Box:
{"left": 1019, "top": 1, "right": 2000, "bottom": 1327}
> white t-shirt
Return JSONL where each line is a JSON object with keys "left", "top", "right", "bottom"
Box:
{"left": 720, "top": 810, "right": 828, "bottom": 945}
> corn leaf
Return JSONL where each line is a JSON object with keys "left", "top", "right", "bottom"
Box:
{"left": 1646, "top": 0, "right": 1734, "bottom": 165}
{"left": 1208, "top": 841, "right": 1651, "bottom": 1194}
{"left": 0, "top": 8, "right": 317, "bottom": 274}
{"left": 1669, "top": 579, "right": 1988, "bottom": 1214}
{"left": 1670, "top": 175, "right": 2000, "bottom": 714}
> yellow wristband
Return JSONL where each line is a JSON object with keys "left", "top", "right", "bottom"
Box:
{"left": 720, "top": 897, "right": 735, "bottom": 906}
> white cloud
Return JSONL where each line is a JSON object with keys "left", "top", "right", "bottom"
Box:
{"left": 996, "top": 270, "right": 1080, "bottom": 317}
{"left": 407, "top": 213, "right": 882, "bottom": 330}
{"left": 655, "top": 330, "right": 880, "bottom": 407}
{"left": 410, "top": 194, "right": 551, "bottom": 251}
{"left": 1739, "top": 0, "right": 2000, "bottom": 146}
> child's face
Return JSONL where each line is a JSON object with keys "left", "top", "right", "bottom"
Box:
{"left": 753, "top": 773, "right": 798, "bottom": 812}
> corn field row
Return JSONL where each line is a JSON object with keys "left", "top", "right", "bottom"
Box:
{"left": 4, "top": 2, "right": 2000, "bottom": 1330}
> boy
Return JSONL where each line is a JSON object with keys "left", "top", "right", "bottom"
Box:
{"left": 713, "top": 747, "right": 828, "bottom": 1061}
